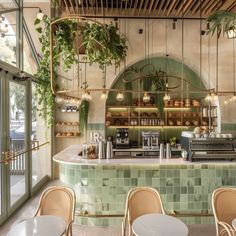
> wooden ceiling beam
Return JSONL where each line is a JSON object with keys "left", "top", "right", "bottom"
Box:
{"left": 151, "top": 0, "right": 160, "bottom": 15}
{"left": 101, "top": 0, "right": 104, "bottom": 16}
{"left": 89, "top": 0, "right": 95, "bottom": 15}
{"left": 205, "top": 0, "right": 221, "bottom": 15}
{"left": 217, "top": 0, "right": 236, "bottom": 10}
{"left": 69, "top": 0, "right": 76, "bottom": 14}
{"left": 163, "top": 0, "right": 172, "bottom": 15}
{"left": 182, "top": 0, "right": 194, "bottom": 14}
{"left": 190, "top": 0, "right": 205, "bottom": 15}
{"left": 228, "top": 2, "right": 236, "bottom": 11}
{"left": 148, "top": 0, "right": 155, "bottom": 14}
{"left": 167, "top": 0, "right": 178, "bottom": 16}
{"left": 138, "top": 0, "right": 144, "bottom": 16}
{"left": 143, "top": 0, "right": 150, "bottom": 14}
{"left": 132, "top": 0, "right": 139, "bottom": 15}
{"left": 85, "top": 0, "right": 89, "bottom": 12}
{"left": 157, "top": 0, "right": 166, "bottom": 15}
{"left": 183, "top": 0, "right": 198, "bottom": 15}
{"left": 175, "top": 0, "right": 188, "bottom": 16}
{"left": 63, "top": 0, "right": 71, "bottom": 14}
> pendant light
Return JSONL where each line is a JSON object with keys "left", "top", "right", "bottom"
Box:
{"left": 212, "top": 31, "right": 219, "bottom": 101}
{"left": 116, "top": 91, "right": 124, "bottom": 101}
{"left": 205, "top": 27, "right": 212, "bottom": 102}
{"left": 163, "top": 18, "right": 170, "bottom": 102}
{"left": 142, "top": 18, "right": 151, "bottom": 103}
{"left": 233, "top": 37, "right": 236, "bottom": 101}
{"left": 143, "top": 93, "right": 151, "bottom": 103}
{"left": 100, "top": 67, "right": 108, "bottom": 100}
{"left": 81, "top": 63, "right": 92, "bottom": 101}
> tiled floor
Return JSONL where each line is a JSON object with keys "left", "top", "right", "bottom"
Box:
{"left": 0, "top": 180, "right": 216, "bottom": 236}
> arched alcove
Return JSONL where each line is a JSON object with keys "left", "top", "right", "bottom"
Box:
{"left": 105, "top": 56, "right": 218, "bottom": 146}
{"left": 107, "top": 56, "right": 207, "bottom": 104}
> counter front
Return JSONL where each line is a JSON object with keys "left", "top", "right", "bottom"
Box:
{"left": 53, "top": 145, "right": 236, "bottom": 226}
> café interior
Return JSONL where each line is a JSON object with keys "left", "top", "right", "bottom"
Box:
{"left": 1, "top": 0, "right": 236, "bottom": 236}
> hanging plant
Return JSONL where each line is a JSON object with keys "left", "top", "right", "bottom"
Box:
{"left": 80, "top": 22, "right": 128, "bottom": 68}
{"left": 35, "top": 16, "right": 128, "bottom": 127}
{"left": 206, "top": 10, "right": 236, "bottom": 37}
{"left": 34, "top": 16, "right": 78, "bottom": 125}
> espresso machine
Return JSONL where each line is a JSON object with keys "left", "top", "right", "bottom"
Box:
{"left": 116, "top": 128, "right": 129, "bottom": 148}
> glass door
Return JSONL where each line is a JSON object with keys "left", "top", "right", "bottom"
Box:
{"left": 9, "top": 80, "right": 28, "bottom": 206}
{"left": 0, "top": 73, "right": 29, "bottom": 224}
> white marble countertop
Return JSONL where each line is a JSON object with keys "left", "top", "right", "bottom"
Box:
{"left": 53, "top": 145, "right": 235, "bottom": 166}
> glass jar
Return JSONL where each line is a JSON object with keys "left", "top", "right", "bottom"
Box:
{"left": 82, "top": 143, "right": 99, "bottom": 159}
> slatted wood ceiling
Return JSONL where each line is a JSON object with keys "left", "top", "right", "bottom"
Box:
{"left": 61, "top": 0, "right": 236, "bottom": 17}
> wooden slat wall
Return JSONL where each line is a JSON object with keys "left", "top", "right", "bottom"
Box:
{"left": 60, "top": 0, "right": 236, "bottom": 17}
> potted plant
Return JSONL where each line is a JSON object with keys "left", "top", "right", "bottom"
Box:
{"left": 206, "top": 10, "right": 236, "bottom": 37}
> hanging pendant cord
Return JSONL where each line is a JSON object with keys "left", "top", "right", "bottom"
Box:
{"left": 233, "top": 38, "right": 235, "bottom": 94}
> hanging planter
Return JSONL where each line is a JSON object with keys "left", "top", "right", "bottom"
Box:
{"left": 206, "top": 10, "right": 236, "bottom": 38}
{"left": 35, "top": 15, "right": 128, "bottom": 127}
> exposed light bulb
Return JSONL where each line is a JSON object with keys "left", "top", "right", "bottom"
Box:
{"left": 205, "top": 93, "right": 211, "bottom": 101}
{"left": 55, "top": 95, "right": 63, "bottom": 104}
{"left": 211, "top": 92, "right": 218, "bottom": 100}
{"left": 143, "top": 93, "right": 150, "bottom": 103}
{"left": 82, "top": 91, "right": 92, "bottom": 101}
{"left": 100, "top": 91, "right": 108, "bottom": 100}
{"left": 71, "top": 98, "right": 77, "bottom": 105}
{"left": 116, "top": 92, "right": 124, "bottom": 101}
{"left": 163, "top": 93, "right": 170, "bottom": 101}
{"left": 224, "top": 99, "right": 229, "bottom": 105}
{"left": 76, "top": 99, "right": 82, "bottom": 106}
{"left": 233, "top": 95, "right": 236, "bottom": 101}
{"left": 37, "top": 10, "right": 44, "bottom": 20}
{"left": 229, "top": 97, "right": 233, "bottom": 102}
{"left": 64, "top": 98, "right": 71, "bottom": 104}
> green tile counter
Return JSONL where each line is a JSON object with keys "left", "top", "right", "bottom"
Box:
{"left": 53, "top": 145, "right": 236, "bottom": 226}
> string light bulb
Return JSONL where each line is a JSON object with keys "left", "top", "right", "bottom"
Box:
{"left": 163, "top": 92, "right": 170, "bottom": 101}
{"left": 205, "top": 93, "right": 211, "bottom": 101}
{"left": 143, "top": 93, "right": 150, "bottom": 103}
{"left": 233, "top": 93, "right": 236, "bottom": 100}
{"left": 224, "top": 99, "right": 229, "bottom": 105}
{"left": 37, "top": 9, "right": 44, "bottom": 20}
{"left": 55, "top": 95, "right": 63, "bottom": 104}
{"left": 116, "top": 92, "right": 124, "bottom": 101}
{"left": 100, "top": 91, "right": 108, "bottom": 100}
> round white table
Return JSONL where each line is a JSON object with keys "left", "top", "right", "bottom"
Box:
{"left": 6, "top": 215, "right": 67, "bottom": 236}
{"left": 232, "top": 218, "right": 236, "bottom": 229}
{"left": 132, "top": 213, "right": 188, "bottom": 236}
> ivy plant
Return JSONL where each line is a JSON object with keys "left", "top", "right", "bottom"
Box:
{"left": 34, "top": 16, "right": 77, "bottom": 126}
{"left": 34, "top": 16, "right": 128, "bottom": 129}
{"left": 80, "top": 22, "right": 128, "bottom": 68}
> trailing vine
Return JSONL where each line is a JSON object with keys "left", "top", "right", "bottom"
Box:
{"left": 34, "top": 16, "right": 78, "bottom": 125}
{"left": 34, "top": 16, "right": 127, "bottom": 129}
